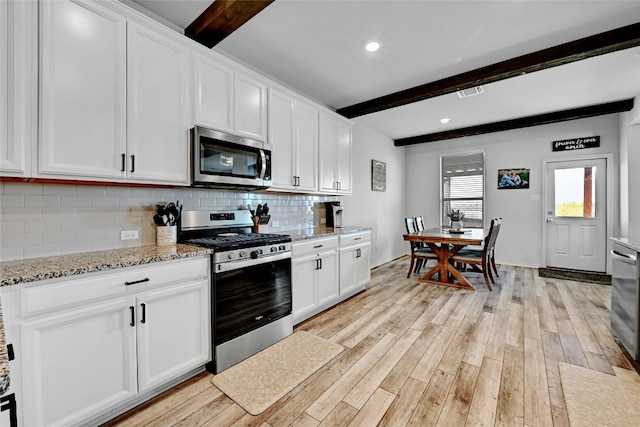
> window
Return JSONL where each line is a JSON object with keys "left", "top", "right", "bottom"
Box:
{"left": 441, "top": 152, "right": 484, "bottom": 228}
{"left": 554, "top": 166, "right": 596, "bottom": 217}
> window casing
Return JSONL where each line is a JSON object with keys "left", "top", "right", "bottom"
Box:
{"left": 441, "top": 152, "right": 484, "bottom": 228}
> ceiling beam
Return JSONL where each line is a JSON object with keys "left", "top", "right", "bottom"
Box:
{"left": 337, "top": 22, "right": 640, "bottom": 119}
{"left": 393, "top": 98, "right": 634, "bottom": 146}
{"left": 185, "top": 0, "right": 275, "bottom": 48}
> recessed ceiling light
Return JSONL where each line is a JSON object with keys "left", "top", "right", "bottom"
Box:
{"left": 440, "top": 118, "right": 451, "bottom": 124}
{"left": 364, "top": 40, "right": 382, "bottom": 52}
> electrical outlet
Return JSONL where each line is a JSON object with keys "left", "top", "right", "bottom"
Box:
{"left": 320, "top": 218, "right": 326, "bottom": 224}
{"left": 121, "top": 230, "right": 139, "bottom": 240}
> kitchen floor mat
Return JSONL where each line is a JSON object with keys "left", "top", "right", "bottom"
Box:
{"left": 559, "top": 362, "right": 640, "bottom": 427}
{"left": 211, "top": 331, "right": 343, "bottom": 415}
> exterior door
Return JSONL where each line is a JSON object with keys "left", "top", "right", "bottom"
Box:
{"left": 545, "top": 157, "right": 607, "bottom": 272}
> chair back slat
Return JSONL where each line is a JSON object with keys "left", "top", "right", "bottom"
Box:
{"left": 405, "top": 217, "right": 417, "bottom": 234}
{"left": 415, "top": 216, "right": 425, "bottom": 232}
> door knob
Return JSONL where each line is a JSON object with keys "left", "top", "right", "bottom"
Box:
{"left": 547, "top": 218, "right": 553, "bottom": 223}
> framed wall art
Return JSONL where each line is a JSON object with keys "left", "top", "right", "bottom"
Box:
{"left": 498, "top": 168, "right": 529, "bottom": 189}
{"left": 372, "top": 159, "right": 386, "bottom": 192}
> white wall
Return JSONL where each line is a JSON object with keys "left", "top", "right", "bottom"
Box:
{"left": 619, "top": 101, "right": 640, "bottom": 239}
{"left": 342, "top": 122, "right": 407, "bottom": 267}
{"left": 405, "top": 114, "right": 621, "bottom": 269}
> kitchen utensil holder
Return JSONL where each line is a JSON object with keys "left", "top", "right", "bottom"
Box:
{"left": 157, "top": 225, "right": 177, "bottom": 245}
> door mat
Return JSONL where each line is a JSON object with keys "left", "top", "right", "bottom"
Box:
{"left": 211, "top": 331, "right": 343, "bottom": 415}
{"left": 538, "top": 267, "right": 611, "bottom": 284}
{"left": 559, "top": 363, "right": 640, "bottom": 427}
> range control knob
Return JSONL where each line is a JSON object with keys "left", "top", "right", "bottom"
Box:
{"left": 250, "top": 249, "right": 263, "bottom": 259}
{"left": 279, "top": 245, "right": 286, "bottom": 251}
{"left": 239, "top": 250, "right": 247, "bottom": 258}
{"left": 227, "top": 252, "right": 236, "bottom": 260}
{"left": 270, "top": 246, "right": 278, "bottom": 253}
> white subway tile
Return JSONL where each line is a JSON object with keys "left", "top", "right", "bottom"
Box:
{"left": 24, "top": 219, "right": 59, "bottom": 233}
{"left": 1, "top": 221, "right": 25, "bottom": 234}
{"left": 0, "top": 246, "right": 24, "bottom": 261}
{"left": 2, "top": 207, "right": 42, "bottom": 221}
{"left": 77, "top": 185, "right": 107, "bottom": 196}
{"left": 0, "top": 195, "right": 24, "bottom": 207}
{"left": 77, "top": 229, "right": 106, "bottom": 241}
{"left": 60, "top": 196, "right": 91, "bottom": 208}
{"left": 60, "top": 241, "right": 92, "bottom": 255}
{"left": 42, "top": 207, "right": 76, "bottom": 220}
{"left": 43, "top": 184, "right": 77, "bottom": 195}
{"left": 3, "top": 182, "right": 42, "bottom": 195}
{"left": 24, "top": 244, "right": 60, "bottom": 259}
{"left": 92, "top": 239, "right": 118, "bottom": 251}
{"left": 43, "top": 230, "right": 75, "bottom": 244}
{"left": 3, "top": 232, "right": 43, "bottom": 247}
{"left": 91, "top": 196, "right": 118, "bottom": 208}
{"left": 25, "top": 195, "right": 61, "bottom": 208}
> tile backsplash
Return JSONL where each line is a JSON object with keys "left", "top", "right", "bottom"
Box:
{"left": 0, "top": 182, "right": 337, "bottom": 261}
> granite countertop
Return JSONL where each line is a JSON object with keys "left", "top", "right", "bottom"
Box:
{"left": 283, "top": 226, "right": 371, "bottom": 242}
{"left": 0, "top": 303, "right": 8, "bottom": 395}
{"left": 610, "top": 237, "right": 640, "bottom": 253}
{"left": 0, "top": 244, "right": 212, "bottom": 287}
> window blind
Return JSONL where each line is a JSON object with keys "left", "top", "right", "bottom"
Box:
{"left": 441, "top": 152, "right": 484, "bottom": 228}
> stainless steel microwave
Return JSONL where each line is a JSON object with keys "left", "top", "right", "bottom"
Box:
{"left": 191, "top": 126, "right": 272, "bottom": 190}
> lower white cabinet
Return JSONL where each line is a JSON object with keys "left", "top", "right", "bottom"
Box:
{"left": 18, "top": 256, "right": 210, "bottom": 427}
{"left": 292, "top": 237, "right": 339, "bottom": 324}
{"left": 339, "top": 231, "right": 371, "bottom": 298}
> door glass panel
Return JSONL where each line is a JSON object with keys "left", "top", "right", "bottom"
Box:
{"left": 554, "top": 167, "right": 596, "bottom": 217}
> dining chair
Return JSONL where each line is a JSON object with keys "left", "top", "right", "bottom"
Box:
{"left": 404, "top": 217, "right": 437, "bottom": 278}
{"left": 414, "top": 216, "right": 425, "bottom": 231}
{"left": 451, "top": 218, "right": 501, "bottom": 290}
{"left": 456, "top": 217, "right": 502, "bottom": 278}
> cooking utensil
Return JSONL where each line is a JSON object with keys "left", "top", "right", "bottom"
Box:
{"left": 153, "top": 214, "right": 165, "bottom": 226}
{"left": 256, "top": 204, "right": 263, "bottom": 216}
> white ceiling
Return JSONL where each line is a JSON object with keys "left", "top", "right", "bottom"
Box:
{"left": 130, "top": 0, "right": 640, "bottom": 141}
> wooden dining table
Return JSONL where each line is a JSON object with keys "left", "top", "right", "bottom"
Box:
{"left": 403, "top": 227, "right": 489, "bottom": 290}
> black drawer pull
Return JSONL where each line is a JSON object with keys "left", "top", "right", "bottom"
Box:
{"left": 141, "top": 303, "right": 146, "bottom": 324}
{"left": 125, "top": 278, "right": 149, "bottom": 286}
{"left": 313, "top": 244, "right": 324, "bottom": 248}
{"left": 129, "top": 306, "right": 135, "bottom": 327}
{"left": 121, "top": 153, "right": 126, "bottom": 172}
{"left": 354, "top": 237, "right": 362, "bottom": 241}
{"left": 130, "top": 154, "right": 135, "bottom": 173}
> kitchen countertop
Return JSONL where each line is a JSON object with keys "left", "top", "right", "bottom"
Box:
{"left": 0, "top": 244, "right": 212, "bottom": 287}
{"left": 0, "top": 303, "right": 8, "bottom": 395}
{"left": 282, "top": 226, "right": 371, "bottom": 242}
{"left": 610, "top": 237, "right": 640, "bottom": 253}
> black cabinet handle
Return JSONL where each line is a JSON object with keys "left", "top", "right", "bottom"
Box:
{"left": 319, "top": 258, "right": 323, "bottom": 269}
{"left": 121, "top": 153, "right": 126, "bottom": 172}
{"left": 141, "top": 303, "right": 146, "bottom": 324}
{"left": 313, "top": 244, "right": 324, "bottom": 249}
{"left": 129, "top": 306, "right": 135, "bottom": 327}
{"left": 356, "top": 248, "right": 361, "bottom": 258}
{"left": 130, "top": 155, "right": 135, "bottom": 173}
{"left": 125, "top": 278, "right": 149, "bottom": 286}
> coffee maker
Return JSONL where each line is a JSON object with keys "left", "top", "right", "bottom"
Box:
{"left": 325, "top": 201, "right": 343, "bottom": 228}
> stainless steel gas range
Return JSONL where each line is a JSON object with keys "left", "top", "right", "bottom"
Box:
{"left": 179, "top": 210, "right": 292, "bottom": 373}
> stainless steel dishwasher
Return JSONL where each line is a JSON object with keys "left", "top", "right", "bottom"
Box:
{"left": 610, "top": 240, "right": 640, "bottom": 360}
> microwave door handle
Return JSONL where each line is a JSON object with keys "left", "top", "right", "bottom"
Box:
{"left": 258, "top": 150, "right": 267, "bottom": 179}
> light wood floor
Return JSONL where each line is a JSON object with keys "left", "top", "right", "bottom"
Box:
{"left": 104, "top": 256, "right": 637, "bottom": 427}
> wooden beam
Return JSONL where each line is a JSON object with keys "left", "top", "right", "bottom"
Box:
{"left": 185, "top": 0, "right": 274, "bottom": 48}
{"left": 337, "top": 22, "right": 640, "bottom": 119}
{"left": 393, "top": 98, "right": 634, "bottom": 146}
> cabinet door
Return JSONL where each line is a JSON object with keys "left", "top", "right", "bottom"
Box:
{"left": 194, "top": 54, "right": 233, "bottom": 133}
{"left": 340, "top": 242, "right": 371, "bottom": 296}
{"left": 39, "top": 0, "right": 127, "bottom": 179}
{"left": 268, "top": 90, "right": 296, "bottom": 189}
{"left": 21, "top": 299, "right": 137, "bottom": 427}
{"left": 234, "top": 73, "right": 267, "bottom": 140}
{"left": 1, "top": 0, "right": 34, "bottom": 177}
{"left": 136, "top": 279, "right": 211, "bottom": 393}
{"left": 316, "top": 250, "right": 339, "bottom": 306}
{"left": 292, "top": 255, "right": 317, "bottom": 322}
{"left": 294, "top": 101, "right": 319, "bottom": 192}
{"left": 355, "top": 242, "right": 371, "bottom": 290}
{"left": 336, "top": 121, "right": 353, "bottom": 193}
{"left": 318, "top": 113, "right": 338, "bottom": 192}
{"left": 127, "top": 22, "right": 190, "bottom": 184}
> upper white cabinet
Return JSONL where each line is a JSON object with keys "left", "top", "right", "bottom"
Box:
{"left": 193, "top": 53, "right": 268, "bottom": 141}
{"left": 38, "top": 0, "right": 190, "bottom": 185}
{"left": 193, "top": 54, "right": 234, "bottom": 133}
{"left": 39, "top": 0, "right": 127, "bottom": 180}
{"left": 319, "top": 112, "right": 353, "bottom": 194}
{"left": 0, "top": 0, "right": 35, "bottom": 177}
{"left": 126, "top": 22, "right": 190, "bottom": 184}
{"left": 268, "top": 89, "right": 318, "bottom": 192}
{"left": 234, "top": 73, "right": 268, "bottom": 141}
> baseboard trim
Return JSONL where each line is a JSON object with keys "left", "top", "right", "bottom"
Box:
{"left": 538, "top": 267, "right": 611, "bottom": 285}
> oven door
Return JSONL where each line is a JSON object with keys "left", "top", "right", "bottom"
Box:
{"left": 213, "top": 253, "right": 292, "bottom": 345}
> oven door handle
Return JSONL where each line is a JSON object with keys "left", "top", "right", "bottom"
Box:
{"left": 215, "top": 251, "right": 291, "bottom": 272}
{"left": 258, "top": 149, "right": 267, "bottom": 179}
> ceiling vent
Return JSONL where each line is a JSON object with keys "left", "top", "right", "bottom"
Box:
{"left": 457, "top": 86, "right": 484, "bottom": 98}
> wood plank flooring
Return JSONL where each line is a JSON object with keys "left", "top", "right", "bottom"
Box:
{"left": 103, "top": 256, "right": 637, "bottom": 427}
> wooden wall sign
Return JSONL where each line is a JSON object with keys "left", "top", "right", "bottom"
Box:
{"left": 552, "top": 136, "right": 600, "bottom": 151}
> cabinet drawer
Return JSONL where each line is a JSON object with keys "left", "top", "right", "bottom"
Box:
{"left": 292, "top": 237, "right": 339, "bottom": 257}
{"left": 339, "top": 231, "right": 371, "bottom": 247}
{"left": 21, "top": 257, "right": 209, "bottom": 318}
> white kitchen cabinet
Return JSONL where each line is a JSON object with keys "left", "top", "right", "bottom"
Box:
{"left": 39, "top": 0, "right": 127, "bottom": 180}
{"left": 234, "top": 73, "right": 268, "bottom": 141}
{"left": 38, "top": 0, "right": 190, "bottom": 185}
{"left": 0, "top": 0, "right": 35, "bottom": 177}
{"left": 126, "top": 22, "right": 190, "bottom": 184}
{"left": 339, "top": 231, "right": 371, "bottom": 298}
{"left": 18, "top": 257, "right": 210, "bottom": 427}
{"left": 268, "top": 89, "right": 318, "bottom": 192}
{"left": 193, "top": 53, "right": 234, "bottom": 133}
{"left": 319, "top": 112, "right": 353, "bottom": 194}
{"left": 292, "top": 237, "right": 339, "bottom": 324}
